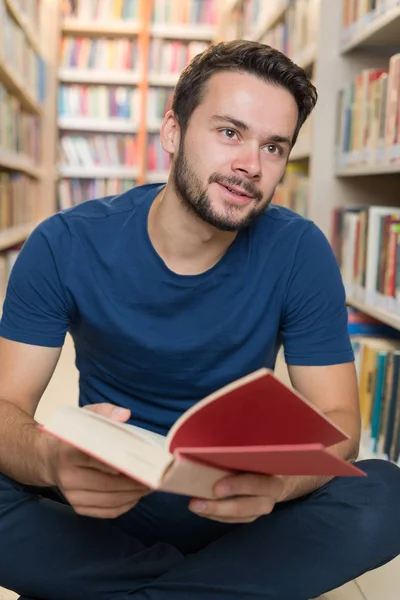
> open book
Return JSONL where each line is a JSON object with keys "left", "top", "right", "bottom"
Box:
{"left": 40, "top": 368, "right": 365, "bottom": 499}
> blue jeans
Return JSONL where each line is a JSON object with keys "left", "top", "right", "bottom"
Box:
{"left": 1, "top": 459, "right": 400, "bottom": 600}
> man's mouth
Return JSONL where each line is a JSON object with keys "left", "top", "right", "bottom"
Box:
{"left": 220, "top": 183, "right": 253, "bottom": 198}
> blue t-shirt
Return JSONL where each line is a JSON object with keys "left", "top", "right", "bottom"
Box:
{"left": 0, "top": 184, "right": 354, "bottom": 435}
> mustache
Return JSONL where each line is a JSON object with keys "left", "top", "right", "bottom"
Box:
{"left": 208, "top": 173, "right": 263, "bottom": 202}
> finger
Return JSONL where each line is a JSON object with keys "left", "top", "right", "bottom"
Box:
{"left": 84, "top": 403, "right": 131, "bottom": 423}
{"left": 59, "top": 467, "right": 150, "bottom": 493}
{"left": 189, "top": 496, "right": 275, "bottom": 520}
{"left": 67, "top": 488, "right": 149, "bottom": 510}
{"left": 59, "top": 444, "right": 121, "bottom": 475}
{"left": 214, "top": 473, "right": 284, "bottom": 500}
{"left": 73, "top": 498, "right": 142, "bottom": 519}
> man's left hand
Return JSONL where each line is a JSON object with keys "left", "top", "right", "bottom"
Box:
{"left": 189, "top": 473, "right": 286, "bottom": 523}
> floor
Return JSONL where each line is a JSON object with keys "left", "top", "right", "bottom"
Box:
{"left": 1, "top": 336, "right": 399, "bottom": 600}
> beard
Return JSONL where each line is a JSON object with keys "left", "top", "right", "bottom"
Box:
{"left": 172, "top": 140, "right": 274, "bottom": 232}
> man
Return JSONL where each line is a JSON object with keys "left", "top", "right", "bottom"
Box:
{"left": 0, "top": 41, "right": 399, "bottom": 600}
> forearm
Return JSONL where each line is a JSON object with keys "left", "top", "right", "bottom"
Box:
{"left": 279, "top": 409, "right": 360, "bottom": 502}
{"left": 0, "top": 399, "right": 54, "bottom": 486}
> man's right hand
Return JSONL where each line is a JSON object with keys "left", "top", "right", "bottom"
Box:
{"left": 46, "top": 403, "right": 151, "bottom": 519}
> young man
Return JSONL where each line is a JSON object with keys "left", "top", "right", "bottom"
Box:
{"left": 0, "top": 41, "right": 399, "bottom": 600}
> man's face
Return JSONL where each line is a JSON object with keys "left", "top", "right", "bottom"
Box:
{"left": 170, "top": 71, "right": 299, "bottom": 232}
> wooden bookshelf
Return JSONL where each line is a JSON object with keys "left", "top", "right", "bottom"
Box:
{"left": 0, "top": 58, "right": 42, "bottom": 115}
{"left": 59, "top": 165, "right": 139, "bottom": 179}
{"left": 0, "top": 221, "right": 38, "bottom": 251}
{"left": 341, "top": 3, "right": 400, "bottom": 53}
{"left": 58, "top": 117, "right": 138, "bottom": 134}
{"left": 58, "top": 69, "right": 141, "bottom": 85}
{"left": 0, "top": 149, "right": 42, "bottom": 178}
{"left": 292, "top": 42, "right": 317, "bottom": 71}
{"left": 252, "top": 0, "right": 291, "bottom": 42}
{"left": 4, "top": 0, "right": 41, "bottom": 54}
{"left": 150, "top": 23, "right": 216, "bottom": 40}
{"left": 289, "top": 142, "right": 311, "bottom": 162}
{"left": 148, "top": 73, "right": 180, "bottom": 86}
{"left": 346, "top": 296, "right": 400, "bottom": 332}
{"left": 336, "top": 163, "right": 400, "bottom": 177}
{"left": 146, "top": 170, "right": 169, "bottom": 183}
{"left": 62, "top": 19, "right": 141, "bottom": 36}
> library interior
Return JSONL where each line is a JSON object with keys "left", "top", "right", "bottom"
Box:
{"left": 1, "top": 1, "right": 400, "bottom": 599}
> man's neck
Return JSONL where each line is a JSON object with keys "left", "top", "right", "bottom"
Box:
{"left": 147, "top": 183, "right": 237, "bottom": 276}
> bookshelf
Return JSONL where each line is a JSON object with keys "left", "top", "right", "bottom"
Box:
{"left": 0, "top": 0, "right": 60, "bottom": 303}
{"left": 57, "top": 0, "right": 219, "bottom": 208}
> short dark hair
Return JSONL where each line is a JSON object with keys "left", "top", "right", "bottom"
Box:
{"left": 172, "top": 40, "right": 317, "bottom": 146}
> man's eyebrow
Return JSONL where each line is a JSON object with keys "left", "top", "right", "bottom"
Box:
{"left": 210, "top": 114, "right": 293, "bottom": 147}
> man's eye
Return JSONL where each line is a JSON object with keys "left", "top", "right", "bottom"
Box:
{"left": 266, "top": 144, "right": 282, "bottom": 156}
{"left": 221, "top": 129, "right": 238, "bottom": 139}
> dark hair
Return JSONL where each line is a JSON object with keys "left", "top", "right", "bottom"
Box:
{"left": 172, "top": 40, "right": 318, "bottom": 146}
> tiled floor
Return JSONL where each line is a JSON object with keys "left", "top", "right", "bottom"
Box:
{"left": 0, "top": 338, "right": 399, "bottom": 600}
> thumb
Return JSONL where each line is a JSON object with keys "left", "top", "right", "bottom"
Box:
{"left": 84, "top": 403, "right": 131, "bottom": 422}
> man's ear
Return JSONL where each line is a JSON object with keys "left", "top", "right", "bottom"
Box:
{"left": 160, "top": 110, "right": 180, "bottom": 155}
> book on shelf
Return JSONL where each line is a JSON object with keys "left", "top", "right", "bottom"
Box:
{"left": 335, "top": 53, "right": 400, "bottom": 168}
{"left": 351, "top": 335, "right": 400, "bottom": 463}
{"left": 61, "top": 0, "right": 141, "bottom": 21}
{"left": 58, "top": 177, "right": 136, "bottom": 210}
{"left": 0, "top": 0, "right": 46, "bottom": 105}
{"left": 331, "top": 205, "right": 400, "bottom": 314}
{"left": 147, "top": 133, "right": 170, "bottom": 173}
{"left": 0, "top": 172, "right": 39, "bottom": 228}
{"left": 273, "top": 163, "right": 309, "bottom": 218}
{"left": 59, "top": 36, "right": 140, "bottom": 72}
{"left": 0, "top": 83, "right": 41, "bottom": 163}
{"left": 341, "top": 0, "right": 400, "bottom": 41}
{"left": 149, "top": 39, "right": 209, "bottom": 75}
{"left": 256, "top": 0, "right": 320, "bottom": 63}
{"left": 147, "top": 88, "right": 174, "bottom": 124}
{"left": 59, "top": 133, "right": 138, "bottom": 169}
{"left": 151, "top": 0, "right": 217, "bottom": 26}
{"left": 41, "top": 367, "right": 364, "bottom": 499}
{"left": 58, "top": 84, "right": 141, "bottom": 121}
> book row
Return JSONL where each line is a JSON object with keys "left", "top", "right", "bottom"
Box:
{"left": 258, "top": 0, "right": 320, "bottom": 60}
{"left": 0, "top": 247, "right": 20, "bottom": 309}
{"left": 331, "top": 205, "right": 400, "bottom": 314}
{"left": 58, "top": 178, "right": 136, "bottom": 210}
{"left": 151, "top": 0, "right": 217, "bottom": 25}
{"left": 147, "top": 134, "right": 170, "bottom": 172}
{"left": 0, "top": 0, "right": 46, "bottom": 105}
{"left": 61, "top": 0, "right": 140, "bottom": 21}
{"left": 58, "top": 84, "right": 141, "bottom": 120}
{"left": 273, "top": 164, "right": 309, "bottom": 219}
{"left": 341, "top": 0, "right": 400, "bottom": 40}
{"left": 60, "top": 37, "right": 139, "bottom": 71}
{"left": 60, "top": 134, "right": 138, "bottom": 168}
{"left": 149, "top": 39, "right": 208, "bottom": 75}
{"left": 352, "top": 335, "right": 400, "bottom": 463}
{"left": 0, "top": 173, "right": 39, "bottom": 229}
{"left": 0, "top": 84, "right": 41, "bottom": 161}
{"left": 336, "top": 56, "right": 400, "bottom": 168}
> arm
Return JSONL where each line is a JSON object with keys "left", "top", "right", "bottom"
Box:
{"left": 279, "top": 361, "right": 361, "bottom": 502}
{"left": 0, "top": 338, "right": 62, "bottom": 485}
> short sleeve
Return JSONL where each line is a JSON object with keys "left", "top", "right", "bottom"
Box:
{"left": 281, "top": 222, "right": 354, "bottom": 366}
{"left": 0, "top": 216, "right": 70, "bottom": 347}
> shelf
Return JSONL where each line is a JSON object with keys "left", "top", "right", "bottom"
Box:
{"left": 58, "top": 69, "right": 141, "bottom": 85}
{"left": 148, "top": 73, "right": 179, "bottom": 86}
{"left": 147, "top": 121, "right": 163, "bottom": 132}
{"left": 292, "top": 42, "right": 317, "bottom": 70}
{"left": 150, "top": 23, "right": 216, "bottom": 40}
{"left": 346, "top": 296, "right": 400, "bottom": 331}
{"left": 59, "top": 165, "right": 138, "bottom": 179}
{"left": 253, "top": 0, "right": 290, "bottom": 41}
{"left": 336, "top": 162, "right": 400, "bottom": 176}
{"left": 341, "top": 3, "right": 400, "bottom": 53}
{"left": 58, "top": 117, "right": 137, "bottom": 133}
{"left": 222, "top": 0, "right": 241, "bottom": 14}
{"left": 0, "top": 57, "right": 41, "bottom": 115}
{"left": 61, "top": 19, "right": 141, "bottom": 36}
{"left": 4, "top": 0, "right": 41, "bottom": 55}
{"left": 146, "top": 170, "right": 169, "bottom": 183}
{"left": 0, "top": 148, "right": 42, "bottom": 178}
{"left": 0, "top": 221, "right": 37, "bottom": 251}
